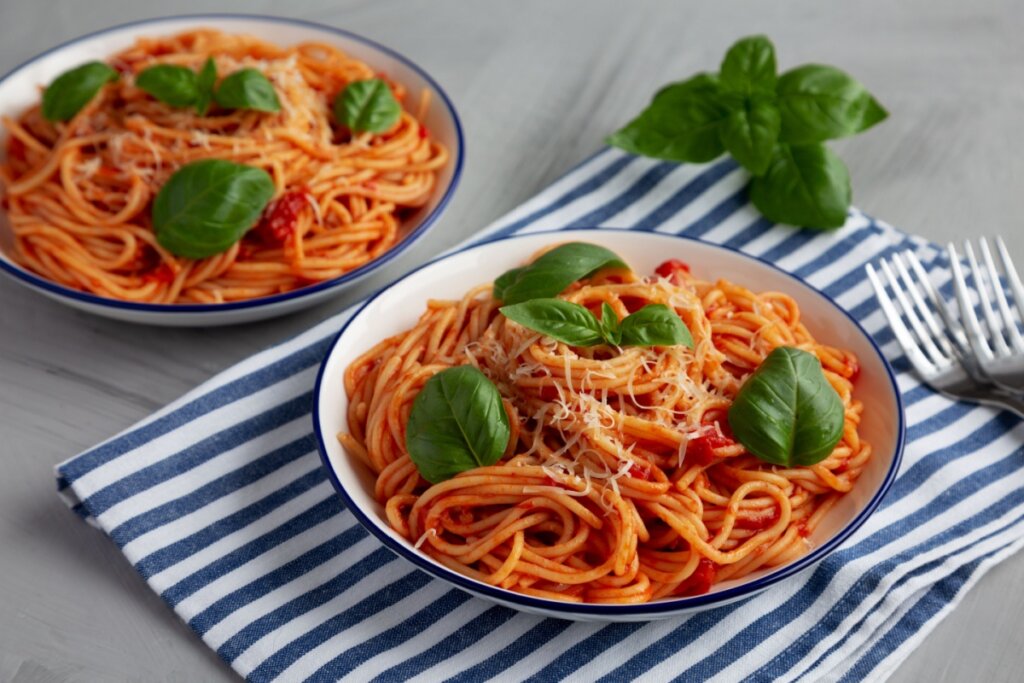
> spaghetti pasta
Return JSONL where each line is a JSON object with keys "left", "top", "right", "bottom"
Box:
{"left": 0, "top": 29, "right": 448, "bottom": 304}
{"left": 338, "top": 251, "right": 869, "bottom": 604}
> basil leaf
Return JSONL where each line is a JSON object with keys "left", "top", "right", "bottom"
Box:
{"left": 776, "top": 64, "right": 887, "bottom": 144}
{"left": 607, "top": 74, "right": 732, "bottom": 163}
{"left": 719, "top": 96, "right": 781, "bottom": 176}
{"left": 500, "top": 299, "right": 605, "bottom": 347}
{"left": 41, "top": 61, "right": 118, "bottom": 122}
{"left": 195, "top": 58, "right": 217, "bottom": 115}
{"left": 720, "top": 35, "right": 777, "bottom": 95}
{"left": 214, "top": 68, "right": 281, "bottom": 113}
{"left": 749, "top": 143, "right": 851, "bottom": 229}
{"left": 152, "top": 159, "right": 275, "bottom": 259}
{"left": 619, "top": 304, "right": 694, "bottom": 348}
{"left": 496, "top": 242, "right": 627, "bottom": 305}
{"left": 600, "top": 302, "right": 622, "bottom": 346}
{"left": 334, "top": 78, "right": 401, "bottom": 133}
{"left": 136, "top": 65, "right": 200, "bottom": 108}
{"left": 493, "top": 266, "right": 526, "bottom": 301}
{"left": 406, "top": 366, "right": 511, "bottom": 484}
{"left": 727, "top": 346, "right": 844, "bottom": 466}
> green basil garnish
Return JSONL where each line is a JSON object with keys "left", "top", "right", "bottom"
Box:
{"left": 618, "top": 303, "right": 694, "bottom": 348}
{"left": 749, "top": 144, "right": 851, "bottom": 229}
{"left": 152, "top": 159, "right": 275, "bottom": 259}
{"left": 501, "top": 299, "right": 606, "bottom": 347}
{"left": 607, "top": 35, "right": 886, "bottom": 230}
{"left": 605, "top": 74, "right": 732, "bottom": 163}
{"left": 41, "top": 61, "right": 119, "bottom": 122}
{"left": 195, "top": 58, "right": 217, "bottom": 116}
{"left": 136, "top": 65, "right": 203, "bottom": 108}
{"left": 719, "top": 96, "right": 780, "bottom": 176}
{"left": 406, "top": 366, "right": 511, "bottom": 484}
{"left": 214, "top": 68, "right": 281, "bottom": 113}
{"left": 599, "top": 302, "right": 622, "bottom": 346}
{"left": 727, "top": 346, "right": 844, "bottom": 467}
{"left": 719, "top": 35, "right": 776, "bottom": 96}
{"left": 334, "top": 78, "right": 401, "bottom": 133}
{"left": 494, "top": 242, "right": 627, "bottom": 305}
{"left": 776, "top": 65, "right": 888, "bottom": 145}
{"left": 501, "top": 298, "right": 693, "bottom": 349}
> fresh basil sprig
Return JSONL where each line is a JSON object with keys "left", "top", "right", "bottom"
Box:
{"left": 152, "top": 159, "right": 275, "bottom": 259}
{"left": 606, "top": 74, "right": 732, "bottom": 164}
{"left": 501, "top": 298, "right": 693, "bottom": 349}
{"left": 494, "top": 242, "right": 627, "bottom": 305}
{"left": 727, "top": 346, "right": 844, "bottom": 466}
{"left": 136, "top": 59, "right": 280, "bottom": 115}
{"left": 195, "top": 58, "right": 217, "bottom": 116}
{"left": 406, "top": 366, "right": 511, "bottom": 483}
{"left": 214, "top": 68, "right": 281, "bottom": 113}
{"left": 136, "top": 64, "right": 205, "bottom": 109}
{"left": 334, "top": 78, "right": 401, "bottom": 133}
{"left": 608, "top": 35, "right": 887, "bottom": 229}
{"left": 41, "top": 61, "right": 119, "bottom": 122}
{"left": 618, "top": 303, "right": 694, "bottom": 347}
{"left": 599, "top": 302, "right": 622, "bottom": 345}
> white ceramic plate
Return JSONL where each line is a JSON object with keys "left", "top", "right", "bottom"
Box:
{"left": 0, "top": 14, "right": 463, "bottom": 326}
{"left": 313, "top": 228, "right": 906, "bottom": 621}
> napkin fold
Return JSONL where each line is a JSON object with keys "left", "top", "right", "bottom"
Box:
{"left": 57, "top": 148, "right": 1024, "bottom": 682}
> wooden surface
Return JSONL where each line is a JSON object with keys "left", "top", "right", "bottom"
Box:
{"left": 2, "top": 0, "right": 1023, "bottom": 681}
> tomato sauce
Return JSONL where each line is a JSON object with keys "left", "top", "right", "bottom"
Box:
{"left": 142, "top": 263, "right": 176, "bottom": 284}
{"left": 626, "top": 460, "right": 653, "bottom": 481}
{"left": 734, "top": 506, "right": 781, "bottom": 530}
{"left": 674, "top": 558, "right": 716, "bottom": 596}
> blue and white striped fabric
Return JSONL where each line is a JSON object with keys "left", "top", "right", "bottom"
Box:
{"left": 57, "top": 148, "right": 1024, "bottom": 682}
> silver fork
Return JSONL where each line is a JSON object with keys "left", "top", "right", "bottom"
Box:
{"left": 947, "top": 237, "right": 1024, "bottom": 392}
{"left": 866, "top": 252, "right": 1024, "bottom": 418}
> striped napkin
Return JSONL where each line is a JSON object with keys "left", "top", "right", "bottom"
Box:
{"left": 57, "top": 148, "right": 1024, "bottom": 683}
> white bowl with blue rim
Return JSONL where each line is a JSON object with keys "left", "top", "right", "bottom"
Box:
{"left": 313, "top": 228, "right": 906, "bottom": 621}
{"left": 0, "top": 14, "right": 463, "bottom": 326}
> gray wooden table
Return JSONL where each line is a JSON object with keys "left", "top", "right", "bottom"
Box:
{"left": 2, "top": 1, "right": 1022, "bottom": 681}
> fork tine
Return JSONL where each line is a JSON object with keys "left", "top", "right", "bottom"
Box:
{"left": 980, "top": 237, "right": 1024, "bottom": 351}
{"left": 879, "top": 259, "right": 949, "bottom": 366}
{"left": 891, "top": 252, "right": 956, "bottom": 357}
{"left": 905, "top": 250, "right": 971, "bottom": 355}
{"left": 866, "top": 263, "right": 938, "bottom": 376}
{"left": 964, "top": 240, "right": 1009, "bottom": 355}
{"left": 948, "top": 242, "right": 994, "bottom": 361}
{"left": 995, "top": 236, "right": 1024, "bottom": 343}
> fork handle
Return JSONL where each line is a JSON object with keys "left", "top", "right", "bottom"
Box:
{"left": 979, "top": 392, "right": 1024, "bottom": 420}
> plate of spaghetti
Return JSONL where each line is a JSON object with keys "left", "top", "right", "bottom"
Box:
{"left": 0, "top": 15, "right": 462, "bottom": 325}
{"left": 313, "top": 229, "right": 904, "bottom": 620}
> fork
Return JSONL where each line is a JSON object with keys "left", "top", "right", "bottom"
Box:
{"left": 866, "top": 251, "right": 1024, "bottom": 418}
{"left": 946, "top": 237, "right": 1024, "bottom": 392}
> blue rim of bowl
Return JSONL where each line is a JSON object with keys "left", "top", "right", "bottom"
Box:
{"left": 312, "top": 227, "right": 907, "bottom": 616}
{"left": 0, "top": 13, "right": 464, "bottom": 314}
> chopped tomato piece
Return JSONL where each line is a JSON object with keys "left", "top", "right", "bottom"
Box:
{"left": 626, "top": 461, "right": 653, "bottom": 480}
{"left": 674, "top": 558, "right": 716, "bottom": 596}
{"left": 418, "top": 125, "right": 429, "bottom": 140}
{"left": 686, "top": 431, "right": 733, "bottom": 466}
{"left": 655, "top": 259, "right": 691, "bottom": 284}
{"left": 255, "top": 190, "right": 311, "bottom": 245}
